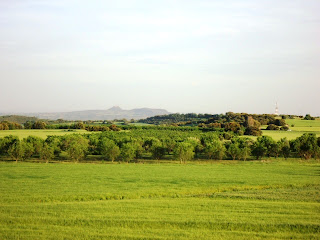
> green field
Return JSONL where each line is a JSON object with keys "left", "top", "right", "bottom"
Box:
{"left": 259, "top": 118, "right": 320, "bottom": 140}
{"left": 0, "top": 161, "right": 319, "bottom": 239}
{"left": 0, "top": 129, "right": 90, "bottom": 139}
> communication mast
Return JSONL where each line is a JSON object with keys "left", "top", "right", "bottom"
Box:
{"left": 274, "top": 102, "right": 279, "bottom": 116}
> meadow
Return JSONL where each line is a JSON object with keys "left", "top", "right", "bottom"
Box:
{"left": 260, "top": 118, "right": 320, "bottom": 140}
{"left": 0, "top": 129, "right": 90, "bottom": 139}
{"left": 0, "top": 160, "right": 319, "bottom": 239}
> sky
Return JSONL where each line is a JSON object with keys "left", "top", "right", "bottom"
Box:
{"left": 0, "top": 0, "right": 319, "bottom": 116}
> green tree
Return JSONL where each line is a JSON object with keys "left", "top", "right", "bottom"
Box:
{"left": 8, "top": 140, "right": 24, "bottom": 162}
{"left": 21, "top": 140, "right": 34, "bottom": 160}
{"left": 143, "top": 137, "right": 160, "bottom": 152}
{"left": 162, "top": 138, "right": 176, "bottom": 154}
{"left": 227, "top": 141, "right": 241, "bottom": 160}
{"left": 204, "top": 138, "right": 225, "bottom": 160}
{"left": 244, "top": 126, "right": 262, "bottom": 136}
{"left": 25, "top": 136, "right": 44, "bottom": 156}
{"left": 132, "top": 140, "right": 144, "bottom": 160}
{"left": 63, "top": 135, "right": 89, "bottom": 162}
{"left": 100, "top": 138, "right": 120, "bottom": 162}
{"left": 0, "top": 135, "right": 19, "bottom": 154}
{"left": 73, "top": 122, "right": 85, "bottom": 129}
{"left": 120, "top": 143, "right": 136, "bottom": 163}
{"left": 304, "top": 114, "right": 315, "bottom": 120}
{"left": 32, "top": 121, "right": 47, "bottom": 129}
{"left": 266, "top": 124, "right": 279, "bottom": 130}
{"left": 186, "top": 137, "right": 202, "bottom": 157}
{"left": 45, "top": 136, "right": 62, "bottom": 157}
{"left": 274, "top": 119, "right": 287, "bottom": 126}
{"left": 174, "top": 142, "right": 195, "bottom": 164}
{"left": 150, "top": 142, "right": 166, "bottom": 161}
{"left": 39, "top": 143, "right": 54, "bottom": 163}
{"left": 278, "top": 138, "right": 290, "bottom": 159}
{"left": 293, "top": 133, "right": 319, "bottom": 160}
{"left": 251, "top": 136, "right": 276, "bottom": 159}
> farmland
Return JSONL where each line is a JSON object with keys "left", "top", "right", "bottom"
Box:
{"left": 0, "top": 116, "right": 320, "bottom": 239}
{"left": 0, "top": 129, "right": 90, "bottom": 139}
{"left": 0, "top": 160, "right": 319, "bottom": 239}
{"left": 260, "top": 118, "right": 320, "bottom": 140}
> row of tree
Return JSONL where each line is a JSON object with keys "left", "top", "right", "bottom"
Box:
{"left": 1, "top": 130, "right": 319, "bottom": 163}
{"left": 0, "top": 121, "right": 23, "bottom": 130}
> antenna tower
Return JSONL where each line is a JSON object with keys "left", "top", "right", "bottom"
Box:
{"left": 274, "top": 102, "right": 279, "bottom": 115}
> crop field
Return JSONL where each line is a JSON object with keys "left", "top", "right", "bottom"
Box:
{"left": 0, "top": 160, "right": 319, "bottom": 239}
{"left": 0, "top": 129, "right": 90, "bottom": 139}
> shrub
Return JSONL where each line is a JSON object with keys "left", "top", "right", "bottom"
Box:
{"left": 266, "top": 124, "right": 279, "bottom": 130}
{"left": 280, "top": 126, "right": 289, "bottom": 131}
{"left": 244, "top": 126, "right": 262, "bottom": 136}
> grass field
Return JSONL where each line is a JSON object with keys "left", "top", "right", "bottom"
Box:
{"left": 259, "top": 118, "right": 320, "bottom": 140}
{"left": 0, "top": 160, "right": 319, "bottom": 239}
{"left": 0, "top": 129, "right": 90, "bottom": 139}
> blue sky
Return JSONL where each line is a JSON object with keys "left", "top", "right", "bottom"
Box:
{"left": 1, "top": 0, "right": 319, "bottom": 115}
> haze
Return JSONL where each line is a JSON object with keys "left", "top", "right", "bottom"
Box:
{"left": 1, "top": 0, "right": 319, "bottom": 116}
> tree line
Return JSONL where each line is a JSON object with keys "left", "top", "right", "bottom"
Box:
{"left": 1, "top": 129, "right": 319, "bottom": 163}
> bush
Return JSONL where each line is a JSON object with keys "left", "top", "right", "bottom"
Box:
{"left": 266, "top": 124, "right": 279, "bottom": 130}
{"left": 304, "top": 114, "right": 315, "bottom": 120}
{"left": 280, "top": 126, "right": 289, "bottom": 131}
{"left": 244, "top": 126, "right": 262, "bottom": 136}
{"left": 274, "top": 119, "right": 287, "bottom": 126}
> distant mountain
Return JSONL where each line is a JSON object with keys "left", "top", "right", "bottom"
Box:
{"left": 14, "top": 107, "right": 170, "bottom": 121}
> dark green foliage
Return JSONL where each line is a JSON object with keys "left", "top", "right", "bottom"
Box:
{"left": 63, "top": 134, "right": 89, "bottom": 162}
{"left": 100, "top": 139, "right": 120, "bottom": 162}
{"left": 244, "top": 126, "right": 262, "bottom": 136}
{"left": 293, "top": 133, "right": 319, "bottom": 159}
{"left": 39, "top": 143, "right": 54, "bottom": 163}
{"left": 32, "top": 121, "right": 47, "bottom": 129}
{"left": 21, "top": 140, "right": 34, "bottom": 160}
{"left": 72, "top": 122, "right": 85, "bottom": 129}
{"left": 251, "top": 136, "right": 276, "bottom": 159}
{"left": 8, "top": 140, "right": 24, "bottom": 162}
{"left": 280, "top": 126, "right": 289, "bottom": 131}
{"left": 24, "top": 136, "right": 44, "bottom": 157}
{"left": 278, "top": 138, "right": 291, "bottom": 159}
{"left": 120, "top": 142, "right": 136, "bottom": 162}
{"left": 139, "top": 112, "right": 275, "bottom": 136}
{"left": 45, "top": 136, "right": 62, "bottom": 156}
{"left": 162, "top": 138, "right": 176, "bottom": 154}
{"left": 304, "top": 114, "right": 315, "bottom": 120}
{"left": 0, "top": 135, "right": 19, "bottom": 154}
{"left": 274, "top": 119, "right": 287, "bottom": 126}
{"left": 266, "top": 124, "right": 279, "bottom": 130}
{"left": 150, "top": 142, "right": 167, "bottom": 160}
{"left": 226, "top": 141, "right": 241, "bottom": 160}
{"left": 87, "top": 134, "right": 100, "bottom": 155}
{"left": 0, "top": 126, "right": 319, "bottom": 162}
{"left": 226, "top": 137, "right": 252, "bottom": 160}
